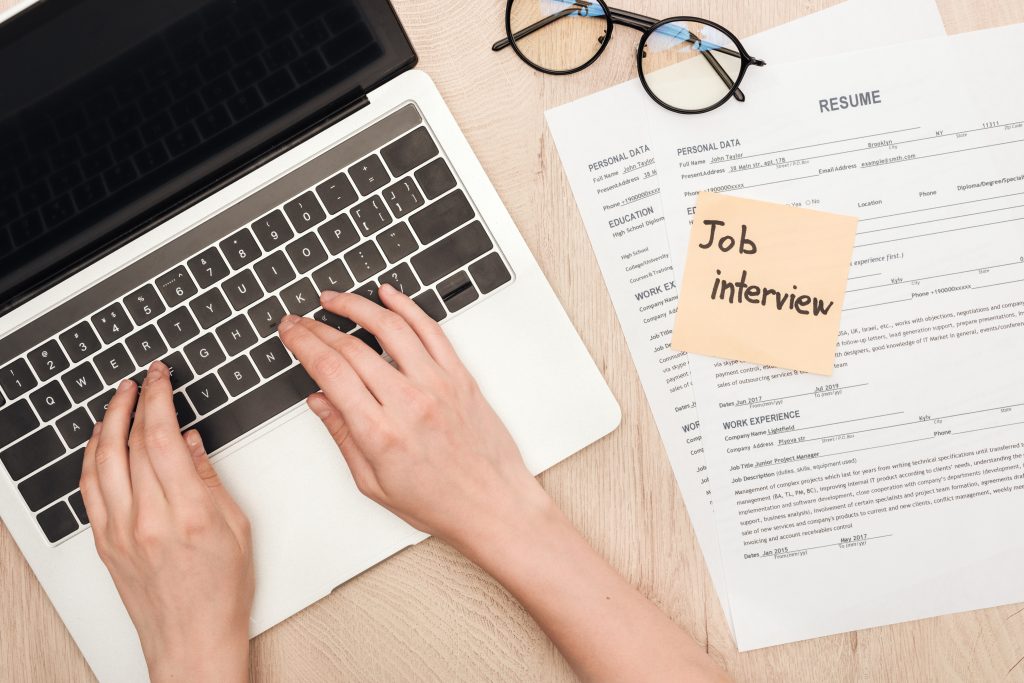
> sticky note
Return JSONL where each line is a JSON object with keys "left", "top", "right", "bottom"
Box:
{"left": 672, "top": 192, "right": 858, "bottom": 375}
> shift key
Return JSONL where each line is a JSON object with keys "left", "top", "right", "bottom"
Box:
{"left": 411, "top": 221, "right": 492, "bottom": 286}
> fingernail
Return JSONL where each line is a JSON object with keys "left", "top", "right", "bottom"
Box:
{"left": 379, "top": 283, "right": 394, "bottom": 294}
{"left": 321, "top": 290, "right": 339, "bottom": 303}
{"left": 308, "top": 394, "right": 332, "bottom": 418}
{"left": 278, "top": 315, "right": 299, "bottom": 332}
{"left": 118, "top": 379, "right": 135, "bottom": 392}
{"left": 185, "top": 430, "right": 201, "bottom": 448}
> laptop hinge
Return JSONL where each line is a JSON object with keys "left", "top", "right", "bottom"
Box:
{"left": 2, "top": 88, "right": 371, "bottom": 317}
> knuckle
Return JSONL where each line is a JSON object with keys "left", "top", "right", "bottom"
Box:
{"left": 312, "top": 353, "right": 345, "bottom": 378}
{"left": 179, "top": 510, "right": 212, "bottom": 537}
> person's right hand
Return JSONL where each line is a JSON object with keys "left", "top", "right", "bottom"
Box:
{"left": 277, "top": 284, "right": 554, "bottom": 554}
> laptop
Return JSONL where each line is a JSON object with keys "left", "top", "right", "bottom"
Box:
{"left": 0, "top": 1, "right": 621, "bottom": 680}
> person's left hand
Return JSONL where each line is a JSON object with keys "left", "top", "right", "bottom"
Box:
{"left": 79, "top": 362, "right": 254, "bottom": 683}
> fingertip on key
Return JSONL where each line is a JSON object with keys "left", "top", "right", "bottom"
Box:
{"left": 278, "top": 315, "right": 300, "bottom": 332}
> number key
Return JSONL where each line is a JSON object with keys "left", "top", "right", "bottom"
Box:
{"left": 91, "top": 302, "right": 134, "bottom": 344}
{"left": 59, "top": 322, "right": 102, "bottom": 363}
{"left": 123, "top": 284, "right": 166, "bottom": 325}
{"left": 283, "top": 191, "right": 326, "bottom": 232}
{"left": 251, "top": 210, "right": 294, "bottom": 251}
{"left": 219, "top": 228, "right": 262, "bottom": 270}
{"left": 187, "top": 247, "right": 230, "bottom": 288}
{"left": 156, "top": 266, "right": 198, "bottom": 307}
{"left": 27, "top": 340, "right": 69, "bottom": 382}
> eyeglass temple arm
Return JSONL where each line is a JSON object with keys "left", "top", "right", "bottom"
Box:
{"left": 492, "top": 3, "right": 588, "bottom": 51}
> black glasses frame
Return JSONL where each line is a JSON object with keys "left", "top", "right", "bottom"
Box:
{"left": 492, "top": 0, "right": 766, "bottom": 115}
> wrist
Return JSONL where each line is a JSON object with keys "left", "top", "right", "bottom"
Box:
{"left": 145, "top": 630, "right": 249, "bottom": 683}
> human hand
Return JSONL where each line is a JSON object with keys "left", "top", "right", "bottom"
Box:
{"left": 278, "top": 285, "right": 555, "bottom": 557}
{"left": 79, "top": 362, "right": 253, "bottom": 683}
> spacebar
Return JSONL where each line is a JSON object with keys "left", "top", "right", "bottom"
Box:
{"left": 191, "top": 365, "right": 319, "bottom": 453}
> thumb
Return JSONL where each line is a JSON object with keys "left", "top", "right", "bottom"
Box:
{"left": 307, "top": 393, "right": 381, "bottom": 500}
{"left": 185, "top": 430, "right": 250, "bottom": 539}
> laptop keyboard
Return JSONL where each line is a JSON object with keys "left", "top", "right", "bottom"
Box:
{"left": 0, "top": 104, "right": 513, "bottom": 545}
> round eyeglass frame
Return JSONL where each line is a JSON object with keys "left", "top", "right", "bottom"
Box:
{"left": 502, "top": 0, "right": 761, "bottom": 115}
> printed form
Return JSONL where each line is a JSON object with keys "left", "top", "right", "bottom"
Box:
{"left": 544, "top": 0, "right": 945, "bottom": 619}
{"left": 649, "top": 24, "right": 1024, "bottom": 649}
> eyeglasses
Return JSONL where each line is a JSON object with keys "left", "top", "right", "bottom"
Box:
{"left": 492, "top": 0, "right": 766, "bottom": 114}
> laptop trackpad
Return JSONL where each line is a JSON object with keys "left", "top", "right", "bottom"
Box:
{"left": 211, "top": 405, "right": 425, "bottom": 633}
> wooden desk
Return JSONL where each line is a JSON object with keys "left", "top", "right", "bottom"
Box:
{"left": 3, "top": 1, "right": 1023, "bottom": 680}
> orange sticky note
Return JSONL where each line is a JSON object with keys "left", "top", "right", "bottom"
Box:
{"left": 672, "top": 192, "right": 858, "bottom": 375}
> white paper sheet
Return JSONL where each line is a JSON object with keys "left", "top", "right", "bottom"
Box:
{"left": 544, "top": 0, "right": 945, "bottom": 624}
{"left": 647, "top": 23, "right": 1024, "bottom": 649}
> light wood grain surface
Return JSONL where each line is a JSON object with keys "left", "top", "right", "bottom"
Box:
{"left": 3, "top": 1, "right": 1024, "bottom": 681}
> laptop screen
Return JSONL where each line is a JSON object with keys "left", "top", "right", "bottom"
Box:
{"left": 0, "top": 0, "right": 415, "bottom": 313}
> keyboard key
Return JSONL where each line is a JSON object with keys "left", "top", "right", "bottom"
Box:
{"left": 283, "top": 191, "right": 326, "bottom": 232}
{"left": 469, "top": 253, "right": 513, "bottom": 294}
{"left": 190, "top": 289, "right": 232, "bottom": 329}
{"left": 318, "top": 214, "right": 359, "bottom": 254}
{"left": 0, "top": 358, "right": 37, "bottom": 399}
{"left": 123, "top": 284, "right": 167, "bottom": 326}
{"left": 220, "top": 228, "right": 262, "bottom": 270}
{"left": 379, "top": 263, "right": 420, "bottom": 297}
{"left": 251, "top": 337, "right": 291, "bottom": 379}
{"left": 438, "top": 271, "right": 479, "bottom": 313}
{"left": 187, "top": 247, "right": 231, "bottom": 288}
{"left": 183, "top": 334, "right": 226, "bottom": 376}
{"left": 59, "top": 322, "right": 101, "bottom": 363}
{"left": 173, "top": 392, "right": 196, "bottom": 428}
{"left": 413, "top": 290, "right": 447, "bottom": 322}
{"left": 286, "top": 233, "right": 329, "bottom": 273}
{"left": 69, "top": 490, "right": 88, "bottom": 524}
{"left": 30, "top": 381, "right": 71, "bottom": 422}
{"left": 312, "top": 309, "right": 356, "bottom": 333}
{"left": 348, "top": 154, "right": 390, "bottom": 195}
{"left": 60, "top": 362, "right": 103, "bottom": 404}
{"left": 56, "top": 408, "right": 92, "bottom": 449}
{"left": 411, "top": 221, "right": 492, "bottom": 286}
{"left": 37, "top": 501, "right": 79, "bottom": 543}
{"left": 351, "top": 196, "right": 391, "bottom": 237}
{"left": 382, "top": 177, "right": 424, "bottom": 219}
{"left": 408, "top": 190, "right": 474, "bottom": 244}
{"left": 216, "top": 315, "right": 258, "bottom": 356}
{"left": 312, "top": 260, "right": 354, "bottom": 294}
{"left": 218, "top": 356, "right": 260, "bottom": 397}
{"left": 251, "top": 210, "right": 294, "bottom": 251}
{"left": 381, "top": 127, "right": 438, "bottom": 177}
{"left": 158, "top": 307, "right": 201, "bottom": 348}
{"left": 343, "top": 242, "right": 386, "bottom": 282}
{"left": 27, "top": 340, "right": 70, "bottom": 382}
{"left": 1, "top": 426, "right": 65, "bottom": 480}
{"left": 125, "top": 325, "right": 168, "bottom": 367}
{"left": 377, "top": 222, "right": 418, "bottom": 263}
{"left": 156, "top": 266, "right": 199, "bottom": 308}
{"left": 186, "top": 375, "right": 229, "bottom": 416}
{"left": 248, "top": 296, "right": 287, "bottom": 337}
{"left": 94, "top": 344, "right": 134, "bottom": 385}
{"left": 223, "top": 270, "right": 263, "bottom": 310}
{"left": 91, "top": 303, "right": 135, "bottom": 345}
{"left": 191, "top": 365, "right": 318, "bottom": 453}
{"left": 0, "top": 400, "right": 39, "bottom": 448}
{"left": 352, "top": 328, "right": 383, "bottom": 354}
{"left": 254, "top": 251, "right": 297, "bottom": 292}
{"left": 87, "top": 389, "right": 117, "bottom": 421}
{"left": 281, "top": 278, "right": 319, "bottom": 316}
{"left": 315, "top": 171, "right": 358, "bottom": 214}
{"left": 415, "top": 158, "right": 457, "bottom": 200}
{"left": 161, "top": 351, "right": 194, "bottom": 390}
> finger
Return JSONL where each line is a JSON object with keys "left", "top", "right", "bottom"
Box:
{"left": 376, "top": 284, "right": 463, "bottom": 372}
{"left": 297, "top": 315, "right": 419, "bottom": 391}
{"left": 319, "top": 290, "right": 438, "bottom": 374}
{"left": 138, "top": 362, "right": 205, "bottom": 501}
{"left": 125, "top": 375, "right": 167, "bottom": 508}
{"left": 94, "top": 379, "right": 138, "bottom": 519}
{"left": 79, "top": 422, "right": 108, "bottom": 531}
{"left": 307, "top": 393, "right": 382, "bottom": 500}
{"left": 278, "top": 315, "right": 386, "bottom": 426}
{"left": 184, "top": 430, "right": 250, "bottom": 542}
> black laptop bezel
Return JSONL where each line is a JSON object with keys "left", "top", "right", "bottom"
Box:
{"left": 0, "top": 0, "right": 417, "bottom": 317}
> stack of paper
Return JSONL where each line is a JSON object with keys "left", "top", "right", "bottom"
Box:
{"left": 547, "top": 0, "right": 1024, "bottom": 650}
